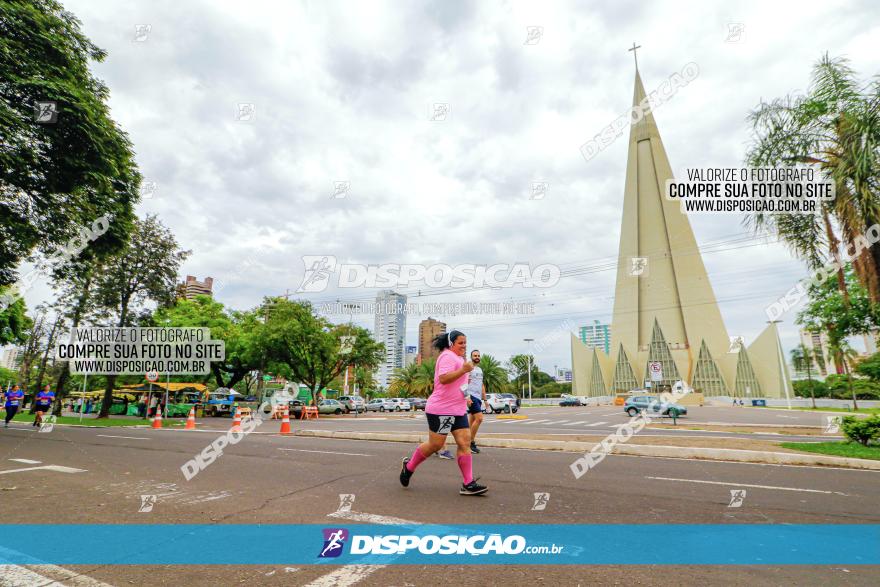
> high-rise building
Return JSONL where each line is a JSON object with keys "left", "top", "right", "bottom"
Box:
{"left": 418, "top": 317, "right": 447, "bottom": 362}
{"left": 798, "top": 330, "right": 838, "bottom": 377}
{"left": 374, "top": 290, "right": 407, "bottom": 387}
{"left": 177, "top": 275, "right": 214, "bottom": 300}
{"left": 0, "top": 346, "right": 24, "bottom": 371}
{"left": 571, "top": 60, "right": 791, "bottom": 399}
{"left": 579, "top": 321, "right": 611, "bottom": 355}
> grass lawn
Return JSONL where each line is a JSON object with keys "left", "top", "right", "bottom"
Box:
{"left": 780, "top": 441, "right": 880, "bottom": 461}
{"left": 761, "top": 406, "right": 880, "bottom": 415}
{"left": 8, "top": 413, "right": 178, "bottom": 427}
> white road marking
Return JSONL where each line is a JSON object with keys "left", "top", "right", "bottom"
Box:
{"left": 0, "top": 565, "right": 65, "bottom": 586}
{"left": 328, "top": 510, "right": 418, "bottom": 525}
{"left": 9, "top": 459, "right": 41, "bottom": 464}
{"left": 303, "top": 565, "right": 386, "bottom": 587}
{"left": 278, "top": 448, "right": 372, "bottom": 457}
{"left": 586, "top": 421, "right": 608, "bottom": 427}
{"left": 313, "top": 511, "right": 420, "bottom": 586}
{"left": 31, "top": 565, "right": 116, "bottom": 587}
{"left": 554, "top": 420, "right": 570, "bottom": 425}
{"left": 563, "top": 421, "right": 586, "bottom": 426}
{"left": 96, "top": 434, "right": 150, "bottom": 440}
{"left": 645, "top": 476, "right": 849, "bottom": 495}
{"left": 0, "top": 465, "right": 86, "bottom": 476}
{"left": 523, "top": 419, "right": 550, "bottom": 425}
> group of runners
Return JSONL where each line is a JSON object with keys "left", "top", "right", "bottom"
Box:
{"left": 2, "top": 384, "right": 55, "bottom": 428}
{"left": 399, "top": 329, "right": 490, "bottom": 496}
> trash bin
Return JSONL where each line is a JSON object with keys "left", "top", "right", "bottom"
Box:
{"left": 751, "top": 399, "right": 766, "bottom": 407}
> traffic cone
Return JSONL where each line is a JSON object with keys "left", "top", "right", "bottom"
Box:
{"left": 279, "top": 405, "right": 291, "bottom": 435}
{"left": 185, "top": 407, "right": 196, "bottom": 430}
{"left": 151, "top": 410, "right": 163, "bottom": 429}
{"left": 230, "top": 407, "right": 242, "bottom": 432}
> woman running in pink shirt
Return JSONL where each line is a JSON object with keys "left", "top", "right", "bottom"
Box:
{"left": 399, "top": 330, "right": 488, "bottom": 495}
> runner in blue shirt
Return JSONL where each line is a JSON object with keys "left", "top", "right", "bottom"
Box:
{"left": 33, "top": 384, "right": 55, "bottom": 427}
{"left": 4, "top": 385, "right": 24, "bottom": 428}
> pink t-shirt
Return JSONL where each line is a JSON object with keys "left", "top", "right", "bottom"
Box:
{"left": 426, "top": 349, "right": 467, "bottom": 416}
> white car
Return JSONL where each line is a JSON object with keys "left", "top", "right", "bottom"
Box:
{"left": 389, "top": 398, "right": 411, "bottom": 411}
{"left": 483, "top": 393, "right": 518, "bottom": 414}
{"left": 366, "top": 398, "right": 397, "bottom": 412}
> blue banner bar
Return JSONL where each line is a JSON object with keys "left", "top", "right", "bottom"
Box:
{"left": 0, "top": 525, "right": 877, "bottom": 565}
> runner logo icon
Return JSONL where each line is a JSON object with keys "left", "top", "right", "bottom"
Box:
{"left": 319, "top": 528, "right": 349, "bottom": 558}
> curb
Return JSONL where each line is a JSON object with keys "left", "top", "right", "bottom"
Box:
{"left": 292, "top": 429, "right": 880, "bottom": 471}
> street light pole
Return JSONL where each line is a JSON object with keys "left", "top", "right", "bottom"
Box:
{"left": 523, "top": 338, "right": 534, "bottom": 402}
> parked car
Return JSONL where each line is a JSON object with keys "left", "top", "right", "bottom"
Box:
{"left": 388, "top": 398, "right": 411, "bottom": 411}
{"left": 281, "top": 399, "right": 305, "bottom": 419}
{"left": 404, "top": 397, "right": 427, "bottom": 411}
{"left": 317, "top": 399, "right": 346, "bottom": 415}
{"left": 484, "top": 393, "right": 518, "bottom": 414}
{"left": 365, "top": 398, "right": 397, "bottom": 412}
{"left": 624, "top": 395, "right": 687, "bottom": 417}
{"left": 500, "top": 393, "right": 521, "bottom": 408}
{"left": 559, "top": 397, "right": 581, "bottom": 407}
{"left": 338, "top": 395, "right": 366, "bottom": 414}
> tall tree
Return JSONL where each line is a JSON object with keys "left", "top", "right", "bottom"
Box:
{"left": 259, "top": 298, "right": 384, "bottom": 406}
{"left": 791, "top": 344, "right": 817, "bottom": 409}
{"left": 478, "top": 354, "right": 508, "bottom": 394}
{"left": 93, "top": 216, "right": 189, "bottom": 418}
{"left": 0, "top": 287, "right": 31, "bottom": 345}
{"left": 414, "top": 358, "right": 436, "bottom": 396}
{"left": 153, "top": 295, "right": 262, "bottom": 390}
{"left": 390, "top": 363, "right": 420, "bottom": 397}
{"left": 745, "top": 54, "right": 880, "bottom": 302}
{"left": 0, "top": 0, "right": 138, "bottom": 288}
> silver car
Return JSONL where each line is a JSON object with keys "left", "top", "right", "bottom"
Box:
{"left": 389, "top": 398, "right": 411, "bottom": 411}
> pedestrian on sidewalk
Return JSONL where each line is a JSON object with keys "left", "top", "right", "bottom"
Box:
{"left": 3, "top": 384, "right": 24, "bottom": 428}
{"left": 399, "top": 330, "right": 488, "bottom": 496}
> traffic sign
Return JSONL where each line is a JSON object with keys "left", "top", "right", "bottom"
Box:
{"left": 649, "top": 362, "right": 662, "bottom": 382}
{"left": 146, "top": 371, "right": 159, "bottom": 382}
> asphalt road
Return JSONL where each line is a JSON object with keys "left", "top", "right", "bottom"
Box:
{"left": 1, "top": 419, "right": 877, "bottom": 586}
{"left": 173, "top": 405, "right": 845, "bottom": 443}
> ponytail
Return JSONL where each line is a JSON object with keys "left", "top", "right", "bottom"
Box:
{"left": 433, "top": 329, "right": 464, "bottom": 351}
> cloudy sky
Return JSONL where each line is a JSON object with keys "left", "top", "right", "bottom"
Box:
{"left": 16, "top": 0, "right": 880, "bottom": 378}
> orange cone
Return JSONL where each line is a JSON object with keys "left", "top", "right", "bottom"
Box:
{"left": 230, "top": 407, "right": 242, "bottom": 432}
{"left": 185, "top": 407, "right": 196, "bottom": 430}
{"left": 151, "top": 410, "right": 163, "bottom": 429}
{"left": 279, "top": 404, "right": 291, "bottom": 435}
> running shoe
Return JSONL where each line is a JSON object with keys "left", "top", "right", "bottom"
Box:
{"left": 470, "top": 441, "right": 480, "bottom": 454}
{"left": 459, "top": 478, "right": 488, "bottom": 496}
{"left": 399, "top": 457, "right": 413, "bottom": 487}
{"left": 437, "top": 450, "right": 454, "bottom": 459}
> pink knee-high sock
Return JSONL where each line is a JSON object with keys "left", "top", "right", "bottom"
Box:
{"left": 457, "top": 453, "right": 473, "bottom": 485}
{"left": 406, "top": 447, "right": 428, "bottom": 472}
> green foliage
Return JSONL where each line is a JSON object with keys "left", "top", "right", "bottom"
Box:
{"left": 154, "top": 296, "right": 262, "bottom": 389}
{"left": 855, "top": 351, "right": 880, "bottom": 381}
{"left": 793, "top": 378, "right": 829, "bottom": 398}
{"left": 258, "top": 298, "right": 384, "bottom": 405}
{"left": 533, "top": 381, "right": 571, "bottom": 398}
{"left": 744, "top": 54, "right": 880, "bottom": 301}
{"left": 0, "top": 287, "right": 31, "bottom": 345}
{"left": 823, "top": 374, "right": 880, "bottom": 400}
{"left": 390, "top": 363, "right": 420, "bottom": 396}
{"left": 0, "top": 0, "right": 139, "bottom": 287}
{"left": 840, "top": 415, "right": 880, "bottom": 446}
{"left": 797, "top": 265, "right": 880, "bottom": 342}
{"left": 478, "top": 354, "right": 508, "bottom": 394}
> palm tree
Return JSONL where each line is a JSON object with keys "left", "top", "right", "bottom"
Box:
{"left": 791, "top": 344, "right": 817, "bottom": 408}
{"left": 413, "top": 358, "right": 436, "bottom": 396}
{"left": 745, "top": 54, "right": 880, "bottom": 302}
{"left": 478, "top": 354, "right": 508, "bottom": 394}
{"left": 827, "top": 338, "right": 860, "bottom": 410}
{"left": 389, "top": 363, "right": 419, "bottom": 397}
